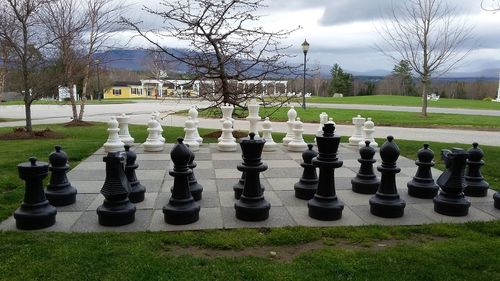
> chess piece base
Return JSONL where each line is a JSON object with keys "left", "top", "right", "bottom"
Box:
{"left": 287, "top": 143, "right": 308, "bottom": 152}
{"left": 294, "top": 180, "right": 318, "bottom": 200}
{"left": 235, "top": 197, "right": 271, "bottom": 221}
{"left": 97, "top": 200, "right": 136, "bottom": 226}
{"left": 46, "top": 185, "right": 77, "bottom": 206}
{"left": 14, "top": 202, "right": 57, "bottom": 230}
{"left": 190, "top": 182, "right": 203, "bottom": 201}
{"left": 307, "top": 196, "right": 344, "bottom": 221}
{"left": 348, "top": 136, "right": 363, "bottom": 146}
{"left": 464, "top": 181, "right": 489, "bottom": 197}
{"left": 494, "top": 192, "right": 500, "bottom": 209}
{"left": 143, "top": 143, "right": 164, "bottom": 152}
{"left": 217, "top": 143, "right": 237, "bottom": 152}
{"left": 129, "top": 183, "right": 146, "bottom": 203}
{"left": 433, "top": 194, "right": 471, "bottom": 216}
{"left": 351, "top": 177, "right": 379, "bottom": 194}
{"left": 163, "top": 202, "right": 200, "bottom": 225}
{"left": 407, "top": 180, "right": 439, "bottom": 199}
{"left": 369, "top": 195, "right": 406, "bottom": 218}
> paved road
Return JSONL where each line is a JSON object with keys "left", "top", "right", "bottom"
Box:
{"left": 1, "top": 101, "right": 499, "bottom": 146}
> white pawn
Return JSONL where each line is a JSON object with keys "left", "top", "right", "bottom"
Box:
{"left": 282, "top": 106, "right": 297, "bottom": 146}
{"left": 349, "top": 115, "right": 366, "bottom": 146}
{"left": 317, "top": 112, "right": 328, "bottom": 136}
{"left": 359, "top": 117, "right": 378, "bottom": 148}
{"left": 116, "top": 113, "right": 134, "bottom": 146}
{"left": 104, "top": 116, "right": 125, "bottom": 153}
{"left": 143, "top": 117, "right": 164, "bottom": 152}
{"left": 246, "top": 99, "right": 261, "bottom": 138}
{"left": 218, "top": 118, "right": 237, "bottom": 152}
{"left": 188, "top": 106, "right": 203, "bottom": 145}
{"left": 288, "top": 117, "right": 308, "bottom": 152}
{"left": 183, "top": 117, "right": 200, "bottom": 151}
{"left": 152, "top": 111, "right": 165, "bottom": 143}
{"left": 262, "top": 117, "right": 277, "bottom": 152}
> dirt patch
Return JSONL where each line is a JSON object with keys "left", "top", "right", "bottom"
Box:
{"left": 0, "top": 128, "right": 64, "bottom": 140}
{"left": 64, "top": 120, "right": 94, "bottom": 127}
{"left": 160, "top": 236, "right": 445, "bottom": 262}
{"left": 202, "top": 130, "right": 248, "bottom": 139}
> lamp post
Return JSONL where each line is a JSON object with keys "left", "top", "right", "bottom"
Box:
{"left": 301, "top": 39, "right": 309, "bottom": 109}
{"left": 95, "top": 59, "right": 101, "bottom": 101}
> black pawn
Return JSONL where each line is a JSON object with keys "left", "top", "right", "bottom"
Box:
{"left": 294, "top": 144, "right": 319, "bottom": 199}
{"left": 407, "top": 144, "right": 439, "bottom": 199}
{"left": 464, "top": 143, "right": 489, "bottom": 197}
{"left": 434, "top": 148, "right": 471, "bottom": 216}
{"left": 14, "top": 157, "right": 57, "bottom": 230}
{"left": 494, "top": 191, "right": 500, "bottom": 209}
{"left": 46, "top": 145, "right": 77, "bottom": 206}
{"left": 307, "top": 123, "right": 344, "bottom": 221}
{"left": 351, "top": 141, "right": 379, "bottom": 194}
{"left": 124, "top": 145, "right": 146, "bottom": 203}
{"left": 369, "top": 136, "right": 406, "bottom": 218}
{"left": 97, "top": 152, "right": 136, "bottom": 226}
{"left": 187, "top": 148, "right": 203, "bottom": 201}
{"left": 163, "top": 138, "right": 200, "bottom": 225}
{"left": 235, "top": 133, "right": 270, "bottom": 221}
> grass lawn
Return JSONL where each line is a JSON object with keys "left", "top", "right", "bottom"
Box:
{"left": 197, "top": 106, "right": 500, "bottom": 130}
{"left": 0, "top": 118, "right": 21, "bottom": 122}
{"left": 0, "top": 124, "right": 499, "bottom": 280}
{"left": 305, "top": 95, "right": 500, "bottom": 110}
{"left": 0, "top": 99, "right": 137, "bottom": 106}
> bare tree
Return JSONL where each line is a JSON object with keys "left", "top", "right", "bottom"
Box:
{"left": 376, "top": 0, "right": 474, "bottom": 116}
{"left": 0, "top": 0, "right": 55, "bottom": 131}
{"left": 123, "top": 0, "right": 299, "bottom": 110}
{"left": 0, "top": 39, "right": 10, "bottom": 95}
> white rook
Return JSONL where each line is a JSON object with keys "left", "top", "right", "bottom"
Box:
{"left": 349, "top": 115, "right": 366, "bottom": 146}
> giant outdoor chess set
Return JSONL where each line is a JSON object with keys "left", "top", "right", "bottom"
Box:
{"left": 1, "top": 102, "right": 500, "bottom": 232}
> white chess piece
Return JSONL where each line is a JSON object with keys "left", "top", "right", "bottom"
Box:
{"left": 246, "top": 99, "right": 261, "bottom": 137}
{"left": 359, "top": 117, "right": 378, "bottom": 148}
{"left": 262, "top": 117, "right": 277, "bottom": 152}
{"left": 104, "top": 116, "right": 125, "bottom": 153}
{"left": 116, "top": 113, "right": 134, "bottom": 146}
{"left": 349, "top": 115, "right": 366, "bottom": 146}
{"left": 217, "top": 117, "right": 237, "bottom": 152}
{"left": 183, "top": 116, "right": 200, "bottom": 151}
{"left": 282, "top": 106, "right": 297, "bottom": 146}
{"left": 143, "top": 117, "right": 164, "bottom": 152}
{"left": 219, "top": 103, "right": 234, "bottom": 142}
{"left": 188, "top": 106, "right": 203, "bottom": 145}
{"left": 317, "top": 112, "right": 328, "bottom": 136}
{"left": 288, "top": 117, "right": 308, "bottom": 152}
{"left": 152, "top": 111, "right": 165, "bottom": 143}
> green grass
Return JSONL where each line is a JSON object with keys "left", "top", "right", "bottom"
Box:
{"left": 198, "top": 106, "right": 500, "bottom": 130}
{"left": 0, "top": 99, "right": 136, "bottom": 106}
{"left": 0, "top": 118, "right": 21, "bottom": 122}
{"left": 305, "top": 95, "right": 500, "bottom": 110}
{"left": 1, "top": 124, "right": 499, "bottom": 280}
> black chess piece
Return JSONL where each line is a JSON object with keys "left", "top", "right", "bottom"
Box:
{"left": 369, "top": 136, "right": 406, "bottom": 218}
{"left": 407, "top": 144, "right": 439, "bottom": 199}
{"left": 187, "top": 148, "right": 203, "bottom": 201}
{"left": 294, "top": 144, "right": 319, "bottom": 200}
{"left": 163, "top": 138, "right": 200, "bottom": 225}
{"left": 45, "top": 145, "right": 77, "bottom": 206}
{"left": 124, "top": 145, "right": 146, "bottom": 203}
{"left": 464, "top": 143, "right": 489, "bottom": 197}
{"left": 97, "top": 152, "right": 136, "bottom": 226}
{"left": 434, "top": 148, "right": 471, "bottom": 216}
{"left": 14, "top": 157, "right": 57, "bottom": 230}
{"left": 233, "top": 172, "right": 245, "bottom": 199}
{"left": 235, "top": 133, "right": 270, "bottom": 221}
{"left": 307, "top": 123, "right": 344, "bottom": 221}
{"left": 351, "top": 141, "right": 379, "bottom": 194}
{"left": 494, "top": 191, "right": 500, "bottom": 209}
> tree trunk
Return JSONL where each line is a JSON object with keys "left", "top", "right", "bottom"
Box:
{"left": 78, "top": 97, "right": 86, "bottom": 121}
{"left": 25, "top": 103, "right": 32, "bottom": 132}
{"left": 69, "top": 85, "right": 78, "bottom": 120}
{"left": 421, "top": 80, "right": 428, "bottom": 117}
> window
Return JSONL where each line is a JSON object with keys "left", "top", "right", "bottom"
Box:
{"left": 113, "top": 89, "right": 122, "bottom": 96}
{"left": 131, "top": 88, "right": 142, "bottom": 95}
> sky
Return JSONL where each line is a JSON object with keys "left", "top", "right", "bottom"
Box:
{"left": 119, "top": 0, "right": 500, "bottom": 74}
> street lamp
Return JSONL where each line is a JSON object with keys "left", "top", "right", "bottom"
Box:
{"left": 301, "top": 39, "right": 309, "bottom": 109}
{"left": 95, "top": 59, "right": 101, "bottom": 101}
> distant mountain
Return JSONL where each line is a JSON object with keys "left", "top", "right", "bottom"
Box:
{"left": 95, "top": 49, "right": 500, "bottom": 80}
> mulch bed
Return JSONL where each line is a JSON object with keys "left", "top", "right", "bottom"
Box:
{"left": 202, "top": 130, "right": 248, "bottom": 139}
{"left": 0, "top": 128, "right": 64, "bottom": 140}
{"left": 64, "top": 120, "right": 94, "bottom": 127}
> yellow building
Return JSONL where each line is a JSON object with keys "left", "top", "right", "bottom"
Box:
{"left": 104, "top": 82, "right": 145, "bottom": 99}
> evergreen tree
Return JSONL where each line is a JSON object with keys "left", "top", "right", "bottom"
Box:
{"left": 328, "top": 63, "right": 353, "bottom": 96}
{"left": 392, "top": 60, "right": 415, "bottom": 96}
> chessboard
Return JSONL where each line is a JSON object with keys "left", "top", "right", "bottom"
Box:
{"left": 1, "top": 143, "right": 498, "bottom": 232}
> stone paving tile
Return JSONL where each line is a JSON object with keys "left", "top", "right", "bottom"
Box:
{"left": 261, "top": 152, "right": 293, "bottom": 160}
{"left": 412, "top": 204, "right": 497, "bottom": 223}
{"left": 140, "top": 180, "right": 164, "bottom": 193}
{"left": 137, "top": 154, "right": 170, "bottom": 161}
{"left": 212, "top": 153, "right": 244, "bottom": 160}
{"left": 70, "top": 181, "right": 102, "bottom": 194}
{"left": 73, "top": 161, "right": 105, "bottom": 170}
{"left": 195, "top": 169, "right": 216, "bottom": 179}
{"left": 71, "top": 210, "right": 154, "bottom": 232}
{"left": 265, "top": 160, "right": 301, "bottom": 168}
{"left": 215, "top": 169, "right": 241, "bottom": 179}
{"left": 275, "top": 191, "right": 308, "bottom": 207}
{"left": 0, "top": 212, "right": 83, "bottom": 232}
{"left": 196, "top": 179, "right": 218, "bottom": 192}
{"left": 267, "top": 178, "right": 297, "bottom": 191}
{"left": 263, "top": 167, "right": 302, "bottom": 178}
{"left": 148, "top": 208, "right": 223, "bottom": 231}
{"left": 336, "top": 190, "right": 373, "bottom": 206}
{"left": 68, "top": 170, "right": 105, "bottom": 181}
{"left": 466, "top": 189, "right": 496, "bottom": 203}
{"left": 195, "top": 160, "right": 213, "bottom": 169}
{"left": 136, "top": 170, "right": 167, "bottom": 180}
{"left": 474, "top": 203, "right": 500, "bottom": 219}
{"left": 212, "top": 160, "right": 242, "bottom": 169}
{"left": 136, "top": 160, "right": 169, "bottom": 170}
{"left": 57, "top": 193, "right": 99, "bottom": 212}
{"left": 286, "top": 206, "right": 366, "bottom": 226}
{"left": 221, "top": 206, "right": 296, "bottom": 229}
{"left": 350, "top": 204, "right": 436, "bottom": 225}
{"left": 193, "top": 153, "right": 212, "bottom": 161}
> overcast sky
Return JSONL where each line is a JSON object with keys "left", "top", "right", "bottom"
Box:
{"left": 119, "top": 0, "right": 500, "bottom": 73}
